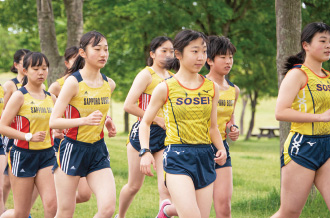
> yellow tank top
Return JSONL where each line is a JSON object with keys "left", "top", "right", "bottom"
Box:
{"left": 137, "top": 66, "right": 173, "bottom": 121}
{"left": 0, "top": 85, "right": 4, "bottom": 115}
{"left": 65, "top": 71, "right": 111, "bottom": 143}
{"left": 163, "top": 75, "right": 215, "bottom": 145}
{"left": 11, "top": 78, "right": 22, "bottom": 90}
{"left": 56, "top": 76, "right": 66, "bottom": 89}
{"left": 290, "top": 64, "right": 330, "bottom": 135}
{"left": 217, "top": 79, "right": 236, "bottom": 139}
{"left": 15, "top": 87, "right": 53, "bottom": 150}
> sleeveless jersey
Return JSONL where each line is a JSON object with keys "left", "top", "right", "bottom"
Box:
{"left": 137, "top": 66, "right": 173, "bottom": 121}
{"left": 15, "top": 87, "right": 53, "bottom": 150}
{"left": 290, "top": 64, "right": 330, "bottom": 135}
{"left": 56, "top": 76, "right": 65, "bottom": 89}
{"left": 11, "top": 78, "right": 22, "bottom": 90}
{"left": 163, "top": 75, "right": 215, "bottom": 145}
{"left": 217, "top": 79, "right": 236, "bottom": 139}
{"left": 65, "top": 71, "right": 111, "bottom": 143}
{"left": 0, "top": 85, "right": 4, "bottom": 115}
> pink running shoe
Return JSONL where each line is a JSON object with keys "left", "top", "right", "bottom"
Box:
{"left": 156, "top": 199, "right": 171, "bottom": 218}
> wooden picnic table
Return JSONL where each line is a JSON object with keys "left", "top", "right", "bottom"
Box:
{"left": 257, "top": 127, "right": 279, "bottom": 139}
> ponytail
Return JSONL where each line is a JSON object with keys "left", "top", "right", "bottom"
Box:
{"left": 22, "top": 76, "right": 28, "bottom": 86}
{"left": 283, "top": 51, "right": 305, "bottom": 75}
{"left": 165, "top": 58, "right": 180, "bottom": 72}
{"left": 147, "top": 57, "right": 153, "bottom": 66}
{"left": 67, "top": 55, "right": 85, "bottom": 75}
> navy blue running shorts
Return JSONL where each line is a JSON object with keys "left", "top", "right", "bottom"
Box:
{"left": 53, "top": 137, "right": 110, "bottom": 177}
{"left": 8, "top": 146, "right": 56, "bottom": 177}
{"left": 281, "top": 132, "right": 330, "bottom": 171}
{"left": 0, "top": 135, "right": 5, "bottom": 155}
{"left": 163, "top": 144, "right": 216, "bottom": 190}
{"left": 53, "top": 137, "right": 62, "bottom": 152}
{"left": 129, "top": 121, "right": 166, "bottom": 153}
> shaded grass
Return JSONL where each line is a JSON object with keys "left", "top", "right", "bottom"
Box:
{"left": 6, "top": 133, "right": 330, "bottom": 218}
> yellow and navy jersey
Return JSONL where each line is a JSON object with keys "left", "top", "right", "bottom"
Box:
{"left": 0, "top": 85, "right": 4, "bottom": 115}
{"left": 137, "top": 66, "right": 173, "bottom": 121}
{"left": 290, "top": 64, "right": 330, "bottom": 135}
{"left": 15, "top": 87, "right": 53, "bottom": 150}
{"left": 163, "top": 75, "right": 215, "bottom": 145}
{"left": 56, "top": 76, "right": 66, "bottom": 89}
{"left": 65, "top": 71, "right": 111, "bottom": 143}
{"left": 217, "top": 79, "right": 236, "bottom": 139}
{"left": 11, "top": 77, "right": 22, "bottom": 90}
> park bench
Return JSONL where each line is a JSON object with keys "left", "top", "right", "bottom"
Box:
{"left": 255, "top": 126, "right": 279, "bottom": 139}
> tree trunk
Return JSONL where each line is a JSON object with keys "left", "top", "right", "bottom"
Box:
{"left": 36, "top": 0, "right": 64, "bottom": 85}
{"left": 245, "top": 90, "right": 258, "bottom": 140}
{"left": 63, "top": 0, "right": 83, "bottom": 48}
{"left": 240, "top": 94, "right": 248, "bottom": 135}
{"left": 37, "top": 0, "right": 83, "bottom": 85}
{"left": 124, "top": 111, "right": 129, "bottom": 133}
{"left": 275, "top": 0, "right": 301, "bottom": 152}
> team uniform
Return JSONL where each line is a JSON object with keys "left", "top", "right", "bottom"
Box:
{"left": 53, "top": 76, "right": 66, "bottom": 152}
{"left": 8, "top": 87, "right": 55, "bottom": 177}
{"left": 212, "top": 79, "right": 236, "bottom": 169}
{"left": 54, "top": 71, "right": 111, "bottom": 177}
{"left": 3, "top": 78, "right": 22, "bottom": 153}
{"left": 128, "top": 66, "right": 172, "bottom": 153}
{"left": 281, "top": 64, "right": 330, "bottom": 171}
{"left": 162, "top": 75, "right": 216, "bottom": 189}
{"left": 0, "top": 85, "right": 5, "bottom": 155}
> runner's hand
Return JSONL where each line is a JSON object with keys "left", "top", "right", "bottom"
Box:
{"left": 214, "top": 149, "right": 227, "bottom": 166}
{"left": 31, "top": 131, "right": 46, "bottom": 142}
{"left": 140, "top": 152, "right": 156, "bottom": 176}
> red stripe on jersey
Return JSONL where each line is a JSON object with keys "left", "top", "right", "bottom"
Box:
{"left": 15, "top": 116, "right": 30, "bottom": 149}
{"left": 100, "top": 129, "right": 104, "bottom": 139}
{"left": 66, "top": 105, "right": 80, "bottom": 141}
{"left": 138, "top": 93, "right": 151, "bottom": 121}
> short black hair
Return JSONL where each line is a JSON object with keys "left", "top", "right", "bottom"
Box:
{"left": 205, "top": 35, "right": 236, "bottom": 70}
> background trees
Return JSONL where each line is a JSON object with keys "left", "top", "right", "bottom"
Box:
{"left": 0, "top": 0, "right": 329, "bottom": 134}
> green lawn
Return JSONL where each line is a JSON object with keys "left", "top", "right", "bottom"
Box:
{"left": 6, "top": 136, "right": 329, "bottom": 218}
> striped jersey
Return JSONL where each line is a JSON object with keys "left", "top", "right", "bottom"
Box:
{"left": 137, "top": 66, "right": 173, "bottom": 121}
{"left": 163, "top": 75, "right": 215, "bottom": 145}
{"left": 217, "top": 79, "right": 236, "bottom": 139}
{"left": 65, "top": 71, "right": 111, "bottom": 143}
{"left": 290, "top": 64, "right": 330, "bottom": 135}
{"left": 15, "top": 87, "right": 53, "bottom": 150}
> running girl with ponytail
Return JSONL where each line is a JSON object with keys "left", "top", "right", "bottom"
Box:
{"left": 49, "top": 31, "right": 116, "bottom": 218}
{"left": 0, "top": 52, "right": 57, "bottom": 218}
{"left": 271, "top": 22, "right": 330, "bottom": 218}
{"left": 116, "top": 36, "right": 174, "bottom": 218}
{"left": 139, "top": 29, "right": 227, "bottom": 218}
{"left": 49, "top": 46, "right": 116, "bottom": 205}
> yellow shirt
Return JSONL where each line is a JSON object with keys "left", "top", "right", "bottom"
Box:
{"left": 290, "top": 64, "right": 330, "bottom": 135}
{"left": 56, "top": 76, "right": 66, "bottom": 89}
{"left": 0, "top": 85, "right": 4, "bottom": 115}
{"left": 163, "top": 75, "right": 215, "bottom": 145}
{"left": 137, "top": 66, "right": 173, "bottom": 121}
{"left": 65, "top": 71, "right": 111, "bottom": 143}
{"left": 217, "top": 79, "right": 236, "bottom": 139}
{"left": 15, "top": 87, "right": 53, "bottom": 150}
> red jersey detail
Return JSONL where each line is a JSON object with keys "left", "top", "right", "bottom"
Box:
{"left": 137, "top": 93, "right": 151, "bottom": 121}
{"left": 15, "top": 116, "right": 30, "bottom": 149}
{"left": 65, "top": 105, "right": 80, "bottom": 141}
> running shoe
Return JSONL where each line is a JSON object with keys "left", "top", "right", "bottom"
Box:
{"left": 156, "top": 199, "right": 171, "bottom": 218}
